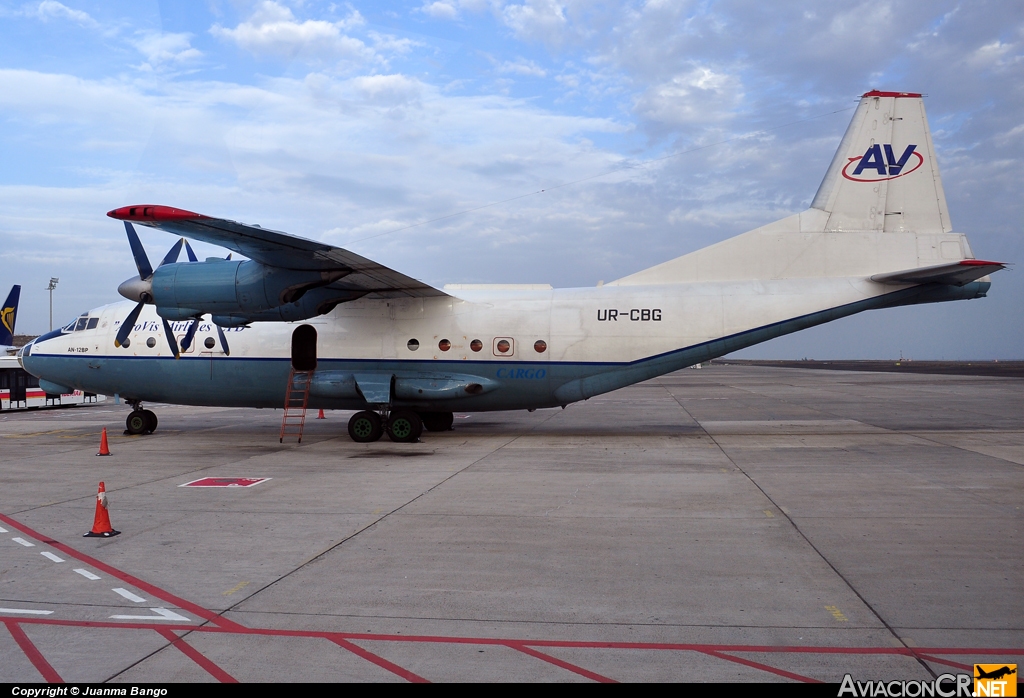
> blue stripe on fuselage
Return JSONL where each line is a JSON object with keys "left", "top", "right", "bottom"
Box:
{"left": 21, "top": 284, "right": 968, "bottom": 410}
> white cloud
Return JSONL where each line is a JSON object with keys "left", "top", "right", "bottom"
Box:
{"left": 420, "top": 2, "right": 459, "bottom": 21}
{"left": 131, "top": 32, "right": 202, "bottom": 70}
{"left": 29, "top": 0, "right": 98, "bottom": 28}
{"left": 497, "top": 58, "right": 546, "bottom": 77}
{"left": 968, "top": 40, "right": 1022, "bottom": 69}
{"left": 502, "top": 0, "right": 568, "bottom": 45}
{"left": 634, "top": 65, "right": 743, "bottom": 130}
{"left": 211, "top": 1, "right": 372, "bottom": 64}
{"left": 350, "top": 74, "right": 423, "bottom": 105}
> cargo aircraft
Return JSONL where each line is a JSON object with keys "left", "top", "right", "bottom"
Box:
{"left": 19, "top": 91, "right": 1005, "bottom": 442}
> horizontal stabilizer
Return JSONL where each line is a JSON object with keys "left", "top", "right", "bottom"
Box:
{"left": 871, "top": 260, "right": 1005, "bottom": 286}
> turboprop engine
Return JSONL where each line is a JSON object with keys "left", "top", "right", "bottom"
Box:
{"left": 114, "top": 222, "right": 362, "bottom": 356}
{"left": 119, "top": 255, "right": 359, "bottom": 320}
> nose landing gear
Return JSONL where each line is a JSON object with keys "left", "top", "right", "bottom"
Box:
{"left": 125, "top": 402, "right": 157, "bottom": 435}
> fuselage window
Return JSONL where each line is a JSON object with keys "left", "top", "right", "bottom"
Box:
{"left": 146, "top": 337, "right": 157, "bottom": 348}
{"left": 438, "top": 339, "right": 451, "bottom": 352}
{"left": 534, "top": 340, "right": 547, "bottom": 353}
{"left": 470, "top": 339, "right": 482, "bottom": 352}
{"left": 204, "top": 337, "right": 215, "bottom": 349}
{"left": 407, "top": 339, "right": 419, "bottom": 351}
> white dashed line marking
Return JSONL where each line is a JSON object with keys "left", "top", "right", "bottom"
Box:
{"left": 0, "top": 526, "right": 7, "bottom": 533}
{"left": 40, "top": 552, "right": 64, "bottom": 562}
{"left": 12, "top": 537, "right": 34, "bottom": 547}
{"left": 0, "top": 608, "right": 53, "bottom": 615}
{"left": 110, "top": 608, "right": 190, "bottom": 622}
{"left": 73, "top": 568, "right": 101, "bottom": 580}
{"left": 112, "top": 588, "right": 146, "bottom": 603}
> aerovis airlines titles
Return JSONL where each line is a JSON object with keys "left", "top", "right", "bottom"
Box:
{"left": 19, "top": 90, "right": 1006, "bottom": 443}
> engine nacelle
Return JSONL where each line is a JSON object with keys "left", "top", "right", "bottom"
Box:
{"left": 148, "top": 259, "right": 362, "bottom": 322}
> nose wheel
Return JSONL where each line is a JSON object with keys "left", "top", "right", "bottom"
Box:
{"left": 125, "top": 408, "right": 157, "bottom": 435}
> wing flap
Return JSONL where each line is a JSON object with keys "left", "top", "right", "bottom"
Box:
{"left": 107, "top": 205, "right": 448, "bottom": 298}
{"left": 871, "top": 260, "right": 1006, "bottom": 286}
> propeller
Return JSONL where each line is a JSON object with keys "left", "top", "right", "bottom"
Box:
{"left": 216, "top": 324, "right": 231, "bottom": 356}
{"left": 179, "top": 316, "right": 201, "bottom": 351}
{"left": 115, "top": 223, "right": 197, "bottom": 358}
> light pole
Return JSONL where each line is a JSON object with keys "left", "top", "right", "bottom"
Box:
{"left": 46, "top": 277, "right": 59, "bottom": 331}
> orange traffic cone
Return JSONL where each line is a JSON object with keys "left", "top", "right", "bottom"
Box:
{"left": 317, "top": 409, "right": 326, "bottom": 419}
{"left": 84, "top": 482, "right": 120, "bottom": 538}
{"left": 97, "top": 427, "right": 111, "bottom": 456}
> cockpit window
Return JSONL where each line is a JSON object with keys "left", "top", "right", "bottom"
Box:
{"left": 63, "top": 320, "right": 77, "bottom": 332}
{"left": 74, "top": 317, "right": 88, "bottom": 331}
{"left": 86, "top": 318, "right": 98, "bottom": 330}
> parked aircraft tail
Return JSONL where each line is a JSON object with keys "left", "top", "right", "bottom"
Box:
{"left": 1, "top": 285, "right": 20, "bottom": 346}
{"left": 812, "top": 90, "right": 950, "bottom": 234}
{"left": 610, "top": 91, "right": 988, "bottom": 287}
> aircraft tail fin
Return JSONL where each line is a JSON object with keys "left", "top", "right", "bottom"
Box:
{"left": 811, "top": 90, "right": 952, "bottom": 234}
{"left": 608, "top": 90, "right": 980, "bottom": 287}
{"left": 1, "top": 285, "right": 21, "bottom": 346}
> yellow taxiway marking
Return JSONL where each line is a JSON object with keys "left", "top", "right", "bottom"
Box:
{"left": 1, "top": 429, "right": 84, "bottom": 439}
{"left": 763, "top": 509, "right": 774, "bottom": 518}
{"left": 223, "top": 581, "right": 250, "bottom": 596}
{"left": 825, "top": 605, "right": 849, "bottom": 621}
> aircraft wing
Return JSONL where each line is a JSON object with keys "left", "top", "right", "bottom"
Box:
{"left": 871, "top": 260, "right": 1006, "bottom": 286}
{"left": 107, "top": 205, "right": 448, "bottom": 298}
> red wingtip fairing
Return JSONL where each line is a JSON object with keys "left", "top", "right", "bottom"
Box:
{"left": 861, "top": 90, "right": 923, "bottom": 99}
{"left": 107, "top": 205, "right": 206, "bottom": 221}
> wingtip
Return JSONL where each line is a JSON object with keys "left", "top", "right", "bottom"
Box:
{"left": 108, "top": 205, "right": 206, "bottom": 222}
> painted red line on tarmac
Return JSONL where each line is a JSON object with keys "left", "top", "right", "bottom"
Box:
{"left": 155, "top": 628, "right": 237, "bottom": 683}
{"left": 5, "top": 615, "right": 1024, "bottom": 666}
{"left": 0, "top": 512, "right": 244, "bottom": 631}
{"left": 506, "top": 642, "right": 617, "bottom": 683}
{"left": 5, "top": 621, "right": 63, "bottom": 683}
{"left": 328, "top": 636, "right": 429, "bottom": 683}
{"left": 917, "top": 654, "right": 973, "bottom": 671}
{"left": 699, "top": 649, "right": 821, "bottom": 683}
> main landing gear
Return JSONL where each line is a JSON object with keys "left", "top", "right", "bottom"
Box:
{"left": 125, "top": 402, "right": 158, "bottom": 435}
{"left": 347, "top": 409, "right": 453, "bottom": 443}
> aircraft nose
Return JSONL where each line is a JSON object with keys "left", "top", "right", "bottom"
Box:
{"left": 118, "top": 275, "right": 153, "bottom": 303}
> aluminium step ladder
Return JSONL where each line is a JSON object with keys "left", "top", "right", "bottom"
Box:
{"left": 279, "top": 369, "right": 314, "bottom": 443}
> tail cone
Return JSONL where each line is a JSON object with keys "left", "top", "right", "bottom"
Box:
{"left": 84, "top": 481, "right": 120, "bottom": 538}
{"left": 97, "top": 427, "right": 111, "bottom": 456}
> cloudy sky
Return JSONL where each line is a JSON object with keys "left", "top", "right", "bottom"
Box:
{"left": 0, "top": 0, "right": 1021, "bottom": 358}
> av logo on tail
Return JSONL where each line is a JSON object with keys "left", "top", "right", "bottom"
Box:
{"left": 843, "top": 144, "right": 922, "bottom": 181}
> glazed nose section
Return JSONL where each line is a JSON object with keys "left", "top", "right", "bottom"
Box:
{"left": 118, "top": 275, "right": 153, "bottom": 304}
